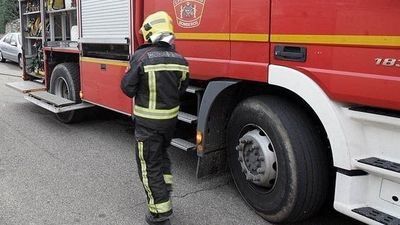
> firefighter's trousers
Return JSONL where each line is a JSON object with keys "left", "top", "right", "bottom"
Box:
{"left": 135, "top": 124, "right": 174, "bottom": 218}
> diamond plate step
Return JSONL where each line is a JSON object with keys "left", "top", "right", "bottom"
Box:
{"left": 30, "top": 91, "right": 75, "bottom": 107}
{"left": 25, "top": 91, "right": 93, "bottom": 113}
{"left": 358, "top": 157, "right": 400, "bottom": 173}
{"left": 352, "top": 207, "right": 400, "bottom": 225}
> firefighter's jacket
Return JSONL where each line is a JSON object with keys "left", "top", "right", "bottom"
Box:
{"left": 121, "top": 42, "right": 189, "bottom": 131}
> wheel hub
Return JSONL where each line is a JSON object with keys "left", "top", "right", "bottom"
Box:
{"left": 54, "top": 77, "right": 70, "bottom": 99}
{"left": 236, "top": 129, "right": 277, "bottom": 188}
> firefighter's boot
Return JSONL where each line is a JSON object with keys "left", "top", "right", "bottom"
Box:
{"left": 145, "top": 211, "right": 172, "bottom": 225}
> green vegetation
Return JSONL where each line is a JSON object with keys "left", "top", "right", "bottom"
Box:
{"left": 0, "top": 0, "right": 19, "bottom": 33}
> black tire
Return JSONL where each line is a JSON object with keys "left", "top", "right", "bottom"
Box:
{"left": 227, "top": 96, "right": 329, "bottom": 223}
{"left": 0, "top": 51, "right": 5, "bottom": 62}
{"left": 18, "top": 54, "right": 23, "bottom": 68}
{"left": 49, "top": 63, "right": 83, "bottom": 123}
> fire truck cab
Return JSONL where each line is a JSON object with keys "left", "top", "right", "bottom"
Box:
{"left": 8, "top": 0, "right": 400, "bottom": 224}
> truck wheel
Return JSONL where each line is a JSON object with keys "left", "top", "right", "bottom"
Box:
{"left": 49, "top": 63, "right": 83, "bottom": 123}
{"left": 227, "top": 96, "right": 329, "bottom": 223}
{"left": 0, "top": 51, "right": 5, "bottom": 62}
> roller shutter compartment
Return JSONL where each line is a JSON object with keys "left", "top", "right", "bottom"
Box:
{"left": 80, "top": 0, "right": 130, "bottom": 44}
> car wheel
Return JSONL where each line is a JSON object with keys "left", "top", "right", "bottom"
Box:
{"left": 227, "top": 96, "right": 330, "bottom": 223}
{"left": 18, "top": 54, "right": 23, "bottom": 68}
{"left": 49, "top": 63, "right": 84, "bottom": 123}
{"left": 0, "top": 51, "right": 5, "bottom": 63}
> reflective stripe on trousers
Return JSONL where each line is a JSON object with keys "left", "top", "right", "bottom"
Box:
{"left": 136, "top": 133, "right": 173, "bottom": 215}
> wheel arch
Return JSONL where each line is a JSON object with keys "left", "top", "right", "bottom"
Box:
{"left": 197, "top": 67, "right": 350, "bottom": 175}
{"left": 268, "top": 65, "right": 350, "bottom": 169}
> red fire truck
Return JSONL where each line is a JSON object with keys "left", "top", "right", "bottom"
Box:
{"left": 8, "top": 0, "right": 400, "bottom": 224}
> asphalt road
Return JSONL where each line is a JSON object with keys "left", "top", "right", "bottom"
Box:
{"left": 0, "top": 62, "right": 365, "bottom": 225}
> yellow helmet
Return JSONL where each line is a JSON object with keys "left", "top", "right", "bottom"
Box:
{"left": 140, "top": 11, "right": 174, "bottom": 42}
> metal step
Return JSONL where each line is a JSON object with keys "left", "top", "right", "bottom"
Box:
{"left": 6, "top": 81, "right": 46, "bottom": 93}
{"left": 352, "top": 207, "right": 400, "bottom": 225}
{"left": 186, "top": 85, "right": 204, "bottom": 94}
{"left": 170, "top": 138, "right": 196, "bottom": 151}
{"left": 30, "top": 91, "right": 75, "bottom": 107}
{"left": 178, "top": 111, "right": 198, "bottom": 124}
{"left": 25, "top": 91, "right": 94, "bottom": 113}
{"left": 358, "top": 157, "right": 400, "bottom": 173}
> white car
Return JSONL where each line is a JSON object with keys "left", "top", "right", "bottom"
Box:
{"left": 0, "top": 33, "right": 23, "bottom": 68}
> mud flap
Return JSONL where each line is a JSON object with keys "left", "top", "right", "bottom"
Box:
{"left": 196, "top": 149, "right": 227, "bottom": 178}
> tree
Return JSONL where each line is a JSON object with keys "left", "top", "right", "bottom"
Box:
{"left": 0, "top": 0, "right": 19, "bottom": 33}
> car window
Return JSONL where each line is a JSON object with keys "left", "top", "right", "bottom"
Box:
{"left": 4, "top": 34, "right": 11, "bottom": 44}
{"left": 0, "top": 34, "right": 6, "bottom": 42}
{"left": 10, "top": 34, "right": 17, "bottom": 44}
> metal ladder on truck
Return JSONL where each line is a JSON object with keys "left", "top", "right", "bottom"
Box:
{"left": 171, "top": 85, "right": 204, "bottom": 152}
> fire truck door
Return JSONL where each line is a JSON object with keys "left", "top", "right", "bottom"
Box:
{"left": 270, "top": 0, "right": 400, "bottom": 111}
{"left": 230, "top": 0, "right": 270, "bottom": 82}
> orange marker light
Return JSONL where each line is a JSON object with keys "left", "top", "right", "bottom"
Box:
{"left": 196, "top": 131, "right": 203, "bottom": 145}
{"left": 196, "top": 131, "right": 204, "bottom": 153}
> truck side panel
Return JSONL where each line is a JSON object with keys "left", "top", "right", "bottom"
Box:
{"left": 80, "top": 58, "right": 131, "bottom": 115}
{"left": 270, "top": 0, "right": 400, "bottom": 111}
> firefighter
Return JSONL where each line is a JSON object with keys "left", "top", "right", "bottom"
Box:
{"left": 120, "top": 11, "right": 189, "bottom": 225}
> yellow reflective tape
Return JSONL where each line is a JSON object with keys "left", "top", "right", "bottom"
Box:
{"left": 134, "top": 105, "right": 180, "bottom": 120}
{"left": 175, "top": 33, "right": 400, "bottom": 47}
{"left": 175, "top": 33, "right": 268, "bottom": 42}
{"left": 138, "top": 142, "right": 155, "bottom": 208}
{"left": 179, "top": 71, "right": 187, "bottom": 89}
{"left": 181, "top": 71, "right": 187, "bottom": 81}
{"left": 148, "top": 200, "right": 172, "bottom": 214}
{"left": 148, "top": 71, "right": 156, "bottom": 109}
{"left": 144, "top": 64, "right": 189, "bottom": 73}
{"left": 80, "top": 57, "right": 129, "bottom": 67}
{"left": 164, "top": 174, "right": 173, "bottom": 185}
{"left": 176, "top": 32, "right": 230, "bottom": 41}
{"left": 230, "top": 33, "right": 269, "bottom": 42}
{"left": 270, "top": 34, "right": 400, "bottom": 47}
